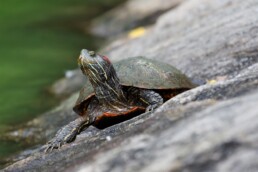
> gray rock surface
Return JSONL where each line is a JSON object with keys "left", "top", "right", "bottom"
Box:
{"left": 74, "top": 91, "right": 258, "bottom": 172}
{"left": 48, "top": 70, "right": 86, "bottom": 99}
{"left": 104, "top": 0, "right": 258, "bottom": 81}
{"left": 90, "top": 0, "right": 185, "bottom": 37}
{"left": 51, "top": 0, "right": 258, "bottom": 97}
{"left": 3, "top": 0, "right": 258, "bottom": 171}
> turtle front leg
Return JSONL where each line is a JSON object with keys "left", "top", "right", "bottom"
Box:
{"left": 140, "top": 90, "right": 163, "bottom": 112}
{"left": 129, "top": 88, "right": 163, "bottom": 112}
{"left": 45, "top": 117, "right": 91, "bottom": 152}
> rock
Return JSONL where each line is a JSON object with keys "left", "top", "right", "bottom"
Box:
{"left": 53, "top": 0, "right": 258, "bottom": 96}
{"left": 90, "top": 0, "right": 185, "bottom": 37}
{"left": 3, "top": 0, "right": 258, "bottom": 171}
{"left": 164, "top": 63, "right": 258, "bottom": 105}
{"left": 4, "top": 89, "right": 258, "bottom": 171}
{"left": 48, "top": 70, "right": 86, "bottom": 98}
{"left": 0, "top": 93, "right": 79, "bottom": 145}
{"left": 104, "top": 0, "right": 258, "bottom": 82}
{"left": 74, "top": 90, "right": 258, "bottom": 172}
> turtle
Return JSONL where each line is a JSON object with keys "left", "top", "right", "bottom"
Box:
{"left": 45, "top": 49, "right": 195, "bottom": 151}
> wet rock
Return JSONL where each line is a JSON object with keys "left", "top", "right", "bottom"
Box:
{"left": 3, "top": 0, "right": 258, "bottom": 171}
{"left": 90, "top": 0, "right": 185, "bottom": 37}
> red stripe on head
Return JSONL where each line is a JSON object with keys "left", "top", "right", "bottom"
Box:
{"left": 102, "top": 55, "right": 111, "bottom": 63}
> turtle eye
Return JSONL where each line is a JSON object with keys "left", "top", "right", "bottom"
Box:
{"left": 88, "top": 51, "right": 95, "bottom": 57}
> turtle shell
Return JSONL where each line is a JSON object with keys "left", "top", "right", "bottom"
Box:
{"left": 73, "top": 56, "right": 195, "bottom": 115}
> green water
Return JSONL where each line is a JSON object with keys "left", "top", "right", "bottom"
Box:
{"left": 0, "top": 0, "right": 124, "bottom": 165}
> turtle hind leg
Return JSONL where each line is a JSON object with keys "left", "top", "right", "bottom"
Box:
{"left": 45, "top": 117, "right": 91, "bottom": 152}
{"left": 128, "top": 88, "right": 163, "bottom": 112}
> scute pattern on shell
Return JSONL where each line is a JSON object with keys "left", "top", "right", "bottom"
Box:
{"left": 116, "top": 57, "right": 195, "bottom": 89}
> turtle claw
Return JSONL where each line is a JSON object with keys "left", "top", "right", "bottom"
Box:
{"left": 145, "top": 104, "right": 160, "bottom": 112}
{"left": 44, "top": 123, "right": 80, "bottom": 153}
{"left": 44, "top": 118, "right": 90, "bottom": 153}
{"left": 146, "top": 106, "right": 153, "bottom": 112}
{"left": 44, "top": 145, "right": 52, "bottom": 153}
{"left": 58, "top": 142, "right": 62, "bottom": 149}
{"left": 44, "top": 139, "right": 64, "bottom": 153}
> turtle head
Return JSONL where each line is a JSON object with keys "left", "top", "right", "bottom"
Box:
{"left": 78, "top": 49, "right": 113, "bottom": 84}
{"left": 78, "top": 49, "right": 126, "bottom": 105}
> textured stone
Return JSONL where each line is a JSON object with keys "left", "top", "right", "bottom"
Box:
{"left": 3, "top": 0, "right": 258, "bottom": 171}
{"left": 104, "top": 0, "right": 258, "bottom": 82}
{"left": 90, "top": 0, "right": 185, "bottom": 37}
{"left": 53, "top": 0, "right": 258, "bottom": 97}
{"left": 48, "top": 70, "right": 86, "bottom": 98}
{"left": 74, "top": 91, "right": 258, "bottom": 172}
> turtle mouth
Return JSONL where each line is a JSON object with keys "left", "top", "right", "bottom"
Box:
{"left": 78, "top": 56, "right": 107, "bottom": 80}
{"left": 77, "top": 55, "right": 83, "bottom": 65}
